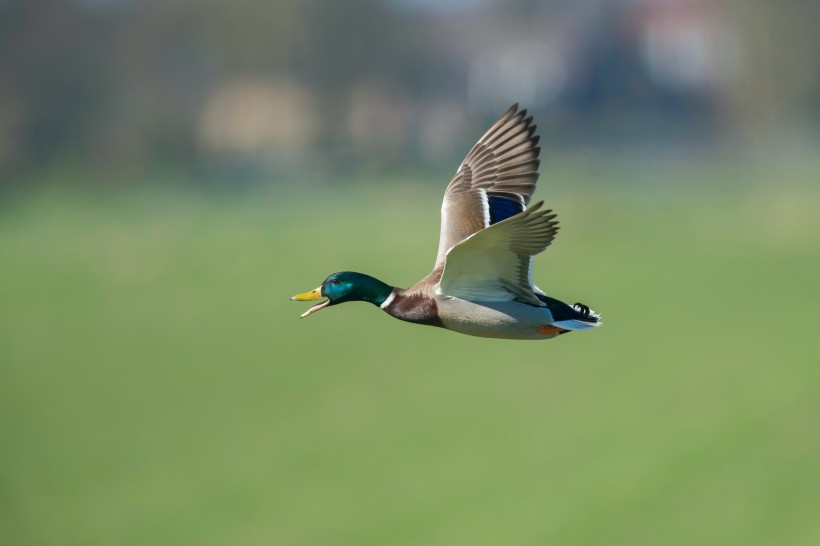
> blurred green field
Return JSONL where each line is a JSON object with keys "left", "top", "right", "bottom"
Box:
{"left": 1, "top": 163, "right": 819, "bottom": 546}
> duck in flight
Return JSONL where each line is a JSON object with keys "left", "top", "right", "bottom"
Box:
{"left": 292, "top": 104, "right": 600, "bottom": 340}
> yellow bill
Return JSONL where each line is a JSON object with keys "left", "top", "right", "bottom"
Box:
{"left": 291, "top": 286, "right": 330, "bottom": 318}
{"left": 291, "top": 287, "right": 323, "bottom": 301}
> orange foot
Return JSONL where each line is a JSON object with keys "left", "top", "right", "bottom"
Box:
{"left": 536, "top": 324, "right": 568, "bottom": 336}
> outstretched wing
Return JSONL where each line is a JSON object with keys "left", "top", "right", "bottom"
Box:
{"left": 437, "top": 202, "right": 559, "bottom": 306}
{"left": 434, "top": 104, "right": 541, "bottom": 267}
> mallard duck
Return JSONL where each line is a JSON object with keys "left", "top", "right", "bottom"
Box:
{"left": 292, "top": 104, "right": 600, "bottom": 340}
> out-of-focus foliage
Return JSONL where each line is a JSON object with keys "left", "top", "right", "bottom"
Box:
{"left": 1, "top": 0, "right": 819, "bottom": 183}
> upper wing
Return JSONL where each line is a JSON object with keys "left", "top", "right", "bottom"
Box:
{"left": 437, "top": 202, "right": 559, "bottom": 306}
{"left": 434, "top": 104, "right": 541, "bottom": 267}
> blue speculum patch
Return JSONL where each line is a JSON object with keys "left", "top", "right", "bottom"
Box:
{"left": 488, "top": 196, "right": 523, "bottom": 224}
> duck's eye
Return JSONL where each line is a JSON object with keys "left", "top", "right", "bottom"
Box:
{"left": 330, "top": 279, "right": 340, "bottom": 285}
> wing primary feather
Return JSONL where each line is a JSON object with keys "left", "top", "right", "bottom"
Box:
{"left": 498, "top": 158, "right": 540, "bottom": 174}
{"left": 481, "top": 109, "right": 530, "bottom": 148}
{"left": 434, "top": 105, "right": 543, "bottom": 268}
{"left": 484, "top": 111, "right": 528, "bottom": 146}
{"left": 487, "top": 120, "right": 535, "bottom": 152}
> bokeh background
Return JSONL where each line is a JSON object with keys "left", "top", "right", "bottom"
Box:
{"left": 2, "top": 1, "right": 819, "bottom": 545}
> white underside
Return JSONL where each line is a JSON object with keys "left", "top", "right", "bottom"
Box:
{"left": 552, "top": 318, "right": 600, "bottom": 331}
{"left": 435, "top": 296, "right": 601, "bottom": 339}
{"left": 437, "top": 297, "right": 558, "bottom": 340}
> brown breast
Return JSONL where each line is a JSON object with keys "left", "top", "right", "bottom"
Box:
{"left": 382, "top": 267, "right": 445, "bottom": 327}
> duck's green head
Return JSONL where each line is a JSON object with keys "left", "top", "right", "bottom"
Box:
{"left": 291, "top": 271, "right": 393, "bottom": 318}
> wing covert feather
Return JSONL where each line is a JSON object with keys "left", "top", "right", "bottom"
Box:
{"left": 437, "top": 202, "right": 559, "bottom": 305}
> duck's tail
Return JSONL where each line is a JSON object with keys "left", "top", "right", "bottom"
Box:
{"left": 536, "top": 293, "right": 602, "bottom": 331}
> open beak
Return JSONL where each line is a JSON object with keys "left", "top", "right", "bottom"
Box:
{"left": 291, "top": 286, "right": 330, "bottom": 318}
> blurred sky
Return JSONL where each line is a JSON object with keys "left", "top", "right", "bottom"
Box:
{"left": 1, "top": 0, "right": 819, "bottom": 184}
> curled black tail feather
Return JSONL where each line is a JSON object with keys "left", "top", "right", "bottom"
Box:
{"left": 536, "top": 294, "right": 599, "bottom": 323}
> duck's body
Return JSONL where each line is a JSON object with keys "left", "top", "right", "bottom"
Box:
{"left": 380, "top": 270, "right": 596, "bottom": 340}
{"left": 293, "top": 104, "right": 601, "bottom": 340}
{"left": 391, "top": 293, "right": 565, "bottom": 340}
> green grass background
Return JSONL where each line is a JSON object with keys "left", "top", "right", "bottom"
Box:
{"left": 2, "top": 161, "right": 819, "bottom": 545}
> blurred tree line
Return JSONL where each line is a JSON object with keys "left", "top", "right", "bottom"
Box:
{"left": 0, "top": 0, "right": 818, "bottom": 185}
